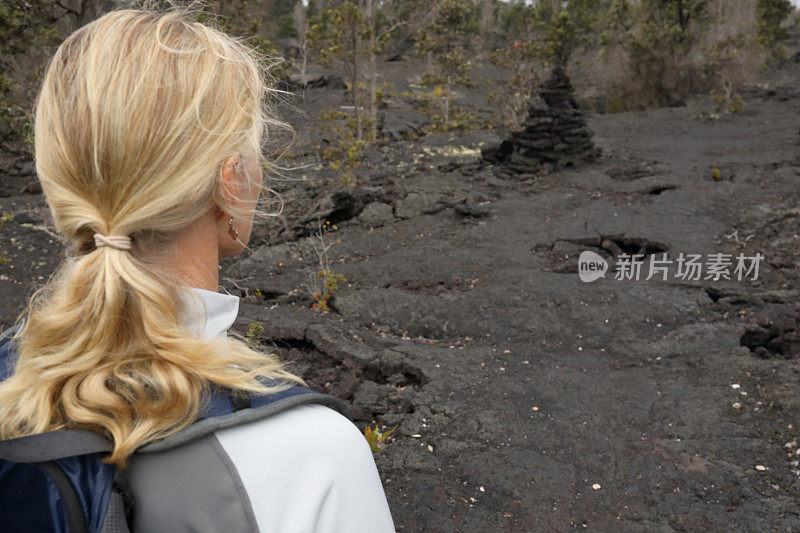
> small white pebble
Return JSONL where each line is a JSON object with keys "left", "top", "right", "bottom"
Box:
{"left": 532, "top": 406, "right": 539, "bottom": 411}
{"left": 732, "top": 402, "right": 742, "bottom": 410}
{"left": 731, "top": 383, "right": 740, "bottom": 389}
{"left": 755, "top": 465, "right": 767, "bottom": 471}
{"left": 592, "top": 484, "right": 601, "bottom": 490}
{"left": 411, "top": 434, "right": 421, "bottom": 438}
{"left": 479, "top": 486, "right": 485, "bottom": 492}
{"left": 427, "top": 444, "right": 434, "bottom": 453}
{"left": 740, "top": 391, "right": 748, "bottom": 397}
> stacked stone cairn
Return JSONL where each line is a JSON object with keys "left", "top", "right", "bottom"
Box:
{"left": 484, "top": 64, "right": 601, "bottom": 176}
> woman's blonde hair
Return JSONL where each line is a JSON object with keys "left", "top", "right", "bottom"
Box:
{"left": 0, "top": 5, "right": 302, "bottom": 467}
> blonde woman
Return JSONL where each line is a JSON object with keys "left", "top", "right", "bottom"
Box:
{"left": 0, "top": 5, "right": 394, "bottom": 532}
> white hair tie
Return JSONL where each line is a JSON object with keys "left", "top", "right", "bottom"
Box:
{"left": 94, "top": 233, "right": 132, "bottom": 251}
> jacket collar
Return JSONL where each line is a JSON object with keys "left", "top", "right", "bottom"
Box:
{"left": 179, "top": 286, "right": 239, "bottom": 340}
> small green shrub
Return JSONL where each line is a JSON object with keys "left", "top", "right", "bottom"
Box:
{"left": 311, "top": 109, "right": 369, "bottom": 186}
{"left": 311, "top": 269, "right": 346, "bottom": 312}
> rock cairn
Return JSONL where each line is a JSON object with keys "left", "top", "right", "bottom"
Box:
{"left": 484, "top": 64, "right": 600, "bottom": 175}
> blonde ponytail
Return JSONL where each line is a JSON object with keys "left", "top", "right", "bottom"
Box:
{"left": 0, "top": 6, "right": 302, "bottom": 467}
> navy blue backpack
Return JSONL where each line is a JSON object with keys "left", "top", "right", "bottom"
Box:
{"left": 0, "top": 325, "right": 347, "bottom": 532}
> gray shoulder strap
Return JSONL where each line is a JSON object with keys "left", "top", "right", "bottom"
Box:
{"left": 0, "top": 429, "right": 111, "bottom": 462}
{"left": 138, "top": 392, "right": 349, "bottom": 454}
{"left": 0, "top": 393, "right": 349, "bottom": 460}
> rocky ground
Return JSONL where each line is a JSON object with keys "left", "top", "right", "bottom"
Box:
{"left": 3, "top": 56, "right": 800, "bottom": 531}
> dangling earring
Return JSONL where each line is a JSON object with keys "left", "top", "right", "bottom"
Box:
{"left": 227, "top": 214, "right": 255, "bottom": 253}
{"left": 228, "top": 216, "right": 239, "bottom": 242}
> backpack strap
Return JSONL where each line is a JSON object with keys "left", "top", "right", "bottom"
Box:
{"left": 0, "top": 388, "right": 348, "bottom": 458}
{"left": 137, "top": 384, "right": 349, "bottom": 453}
{"left": 0, "top": 429, "right": 111, "bottom": 462}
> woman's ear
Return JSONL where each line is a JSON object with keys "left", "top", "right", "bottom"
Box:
{"left": 219, "top": 154, "right": 242, "bottom": 210}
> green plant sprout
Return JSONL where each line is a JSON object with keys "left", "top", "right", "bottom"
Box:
{"left": 246, "top": 323, "right": 264, "bottom": 345}
{"left": 363, "top": 424, "right": 397, "bottom": 453}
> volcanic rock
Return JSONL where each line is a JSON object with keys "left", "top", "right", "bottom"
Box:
{"left": 484, "top": 64, "right": 601, "bottom": 175}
